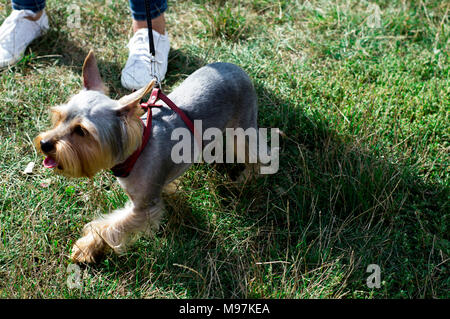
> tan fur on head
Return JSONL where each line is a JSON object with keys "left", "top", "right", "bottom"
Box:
{"left": 34, "top": 116, "right": 115, "bottom": 178}
{"left": 116, "top": 79, "right": 156, "bottom": 159}
{"left": 121, "top": 115, "right": 144, "bottom": 159}
{"left": 66, "top": 121, "right": 114, "bottom": 177}
{"left": 34, "top": 51, "right": 157, "bottom": 178}
{"left": 34, "top": 81, "right": 157, "bottom": 178}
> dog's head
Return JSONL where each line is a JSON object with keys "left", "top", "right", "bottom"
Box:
{"left": 34, "top": 51, "right": 155, "bottom": 178}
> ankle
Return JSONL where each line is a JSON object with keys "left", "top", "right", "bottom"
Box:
{"left": 133, "top": 14, "right": 165, "bottom": 35}
{"left": 24, "top": 10, "right": 44, "bottom": 21}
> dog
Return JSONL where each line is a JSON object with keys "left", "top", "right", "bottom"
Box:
{"left": 35, "top": 51, "right": 261, "bottom": 263}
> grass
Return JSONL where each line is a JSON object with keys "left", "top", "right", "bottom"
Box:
{"left": 0, "top": 0, "right": 448, "bottom": 298}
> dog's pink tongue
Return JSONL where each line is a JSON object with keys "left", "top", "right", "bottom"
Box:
{"left": 43, "top": 156, "right": 57, "bottom": 169}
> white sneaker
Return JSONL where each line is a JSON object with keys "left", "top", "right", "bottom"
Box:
{"left": 0, "top": 10, "right": 49, "bottom": 67}
{"left": 121, "top": 28, "right": 170, "bottom": 90}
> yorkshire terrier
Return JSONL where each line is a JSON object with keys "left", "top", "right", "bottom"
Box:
{"left": 35, "top": 51, "right": 262, "bottom": 263}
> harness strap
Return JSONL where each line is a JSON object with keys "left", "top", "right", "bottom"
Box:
{"left": 157, "top": 91, "right": 195, "bottom": 133}
{"left": 111, "top": 88, "right": 195, "bottom": 178}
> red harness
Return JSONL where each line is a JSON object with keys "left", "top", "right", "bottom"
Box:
{"left": 111, "top": 88, "right": 195, "bottom": 177}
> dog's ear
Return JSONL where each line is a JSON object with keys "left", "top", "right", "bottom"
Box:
{"left": 116, "top": 79, "right": 156, "bottom": 117}
{"left": 82, "top": 50, "right": 107, "bottom": 93}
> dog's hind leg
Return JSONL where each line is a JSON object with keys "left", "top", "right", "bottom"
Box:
{"left": 235, "top": 134, "right": 260, "bottom": 183}
{"left": 233, "top": 109, "right": 262, "bottom": 183}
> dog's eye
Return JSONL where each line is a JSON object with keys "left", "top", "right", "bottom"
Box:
{"left": 73, "top": 125, "right": 87, "bottom": 137}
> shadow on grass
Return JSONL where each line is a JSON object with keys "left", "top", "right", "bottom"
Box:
{"left": 27, "top": 26, "right": 207, "bottom": 98}
{"left": 26, "top": 27, "right": 128, "bottom": 97}
{"left": 27, "top": 34, "right": 447, "bottom": 298}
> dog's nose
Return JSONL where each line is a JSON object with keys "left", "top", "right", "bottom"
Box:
{"left": 40, "top": 139, "right": 55, "bottom": 153}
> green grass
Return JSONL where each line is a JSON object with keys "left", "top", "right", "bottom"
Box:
{"left": 0, "top": 0, "right": 448, "bottom": 298}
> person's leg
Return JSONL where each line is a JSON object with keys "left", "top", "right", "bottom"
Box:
{"left": 133, "top": 13, "right": 165, "bottom": 34}
{"left": 121, "top": 0, "right": 170, "bottom": 90}
{"left": 0, "top": 0, "right": 49, "bottom": 67}
{"left": 11, "top": 0, "right": 46, "bottom": 13}
{"left": 12, "top": 0, "right": 45, "bottom": 20}
{"left": 128, "top": 0, "right": 167, "bottom": 33}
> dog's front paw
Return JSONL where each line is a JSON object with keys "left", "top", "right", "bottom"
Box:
{"left": 70, "top": 231, "right": 109, "bottom": 263}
